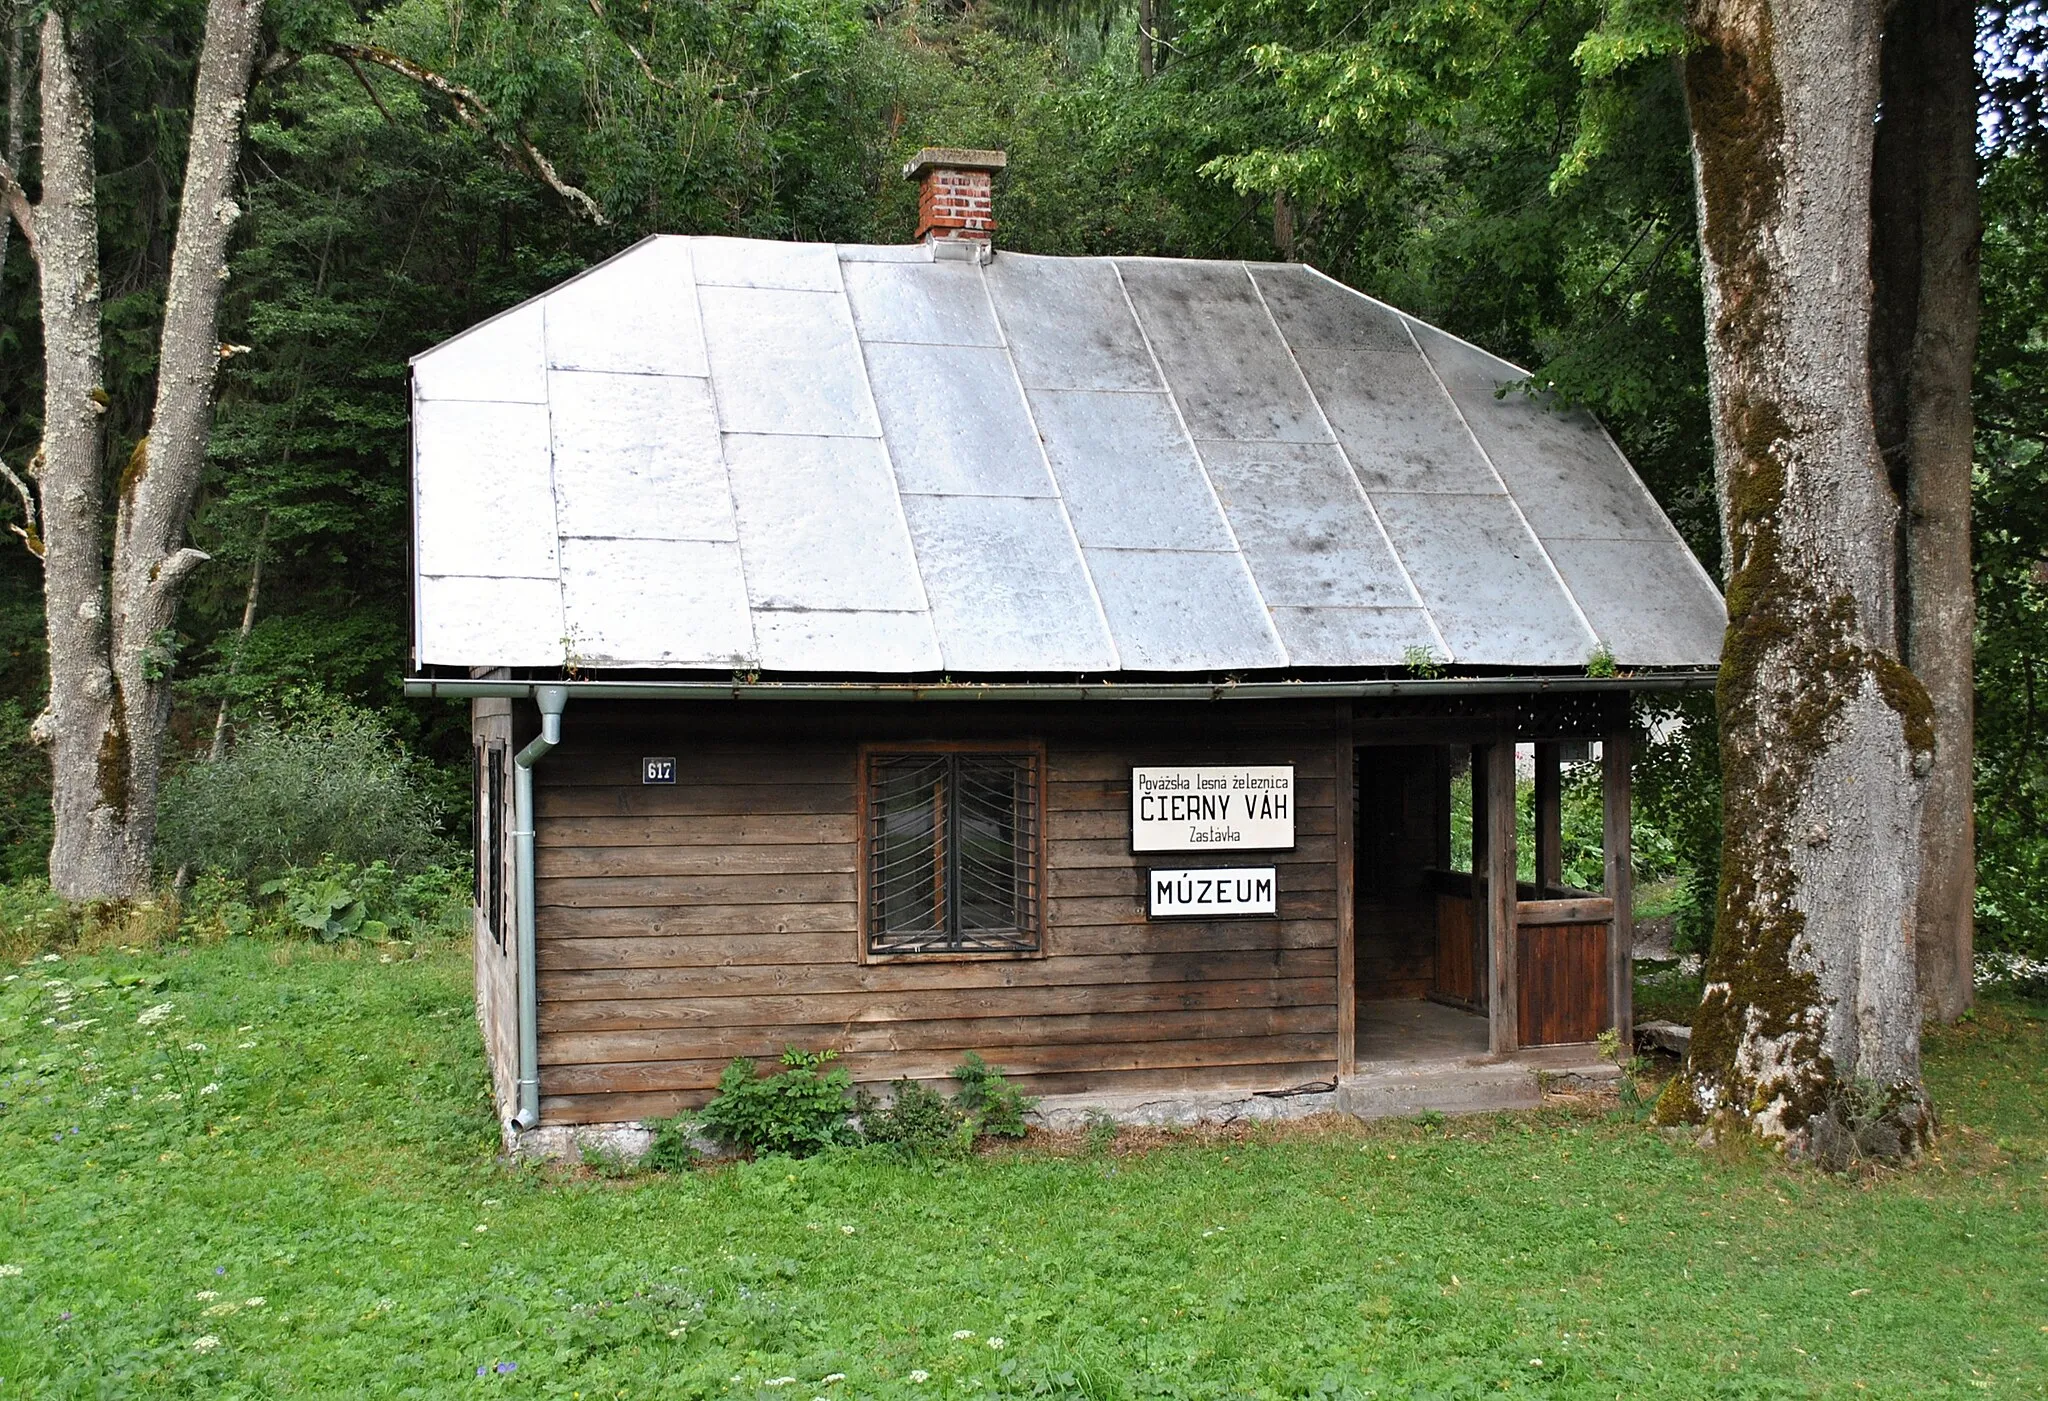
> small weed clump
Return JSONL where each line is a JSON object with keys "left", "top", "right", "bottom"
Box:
{"left": 642, "top": 1115, "right": 701, "bottom": 1172}
{"left": 860, "top": 1078, "right": 973, "bottom": 1159}
{"left": 705, "top": 1050, "right": 1037, "bottom": 1160}
{"left": 951, "top": 1051, "right": 1034, "bottom": 1139}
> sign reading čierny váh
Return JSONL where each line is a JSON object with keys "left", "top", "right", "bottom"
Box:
{"left": 1130, "top": 765, "right": 1295, "bottom": 852}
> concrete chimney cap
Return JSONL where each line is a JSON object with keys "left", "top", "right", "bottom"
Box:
{"left": 902, "top": 147, "right": 1008, "bottom": 181}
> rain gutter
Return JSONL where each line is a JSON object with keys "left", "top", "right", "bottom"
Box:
{"left": 407, "top": 673, "right": 1714, "bottom": 704}
{"left": 510, "top": 684, "right": 569, "bottom": 1132}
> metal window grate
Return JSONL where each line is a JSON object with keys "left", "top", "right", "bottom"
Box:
{"left": 486, "top": 745, "right": 505, "bottom": 949}
{"left": 867, "top": 752, "right": 1040, "bottom": 954}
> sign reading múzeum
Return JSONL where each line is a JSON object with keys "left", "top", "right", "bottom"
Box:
{"left": 1148, "top": 867, "right": 1278, "bottom": 918}
{"left": 1130, "top": 765, "right": 1294, "bottom": 851}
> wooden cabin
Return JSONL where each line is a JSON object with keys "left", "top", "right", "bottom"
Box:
{"left": 406, "top": 152, "right": 1724, "bottom": 1135}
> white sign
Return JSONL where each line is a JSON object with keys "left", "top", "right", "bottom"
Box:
{"left": 1130, "top": 765, "right": 1295, "bottom": 851}
{"left": 1148, "top": 867, "right": 1278, "bottom": 918}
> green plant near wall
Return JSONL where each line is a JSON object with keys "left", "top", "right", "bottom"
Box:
{"left": 699, "top": 1048, "right": 859, "bottom": 1158}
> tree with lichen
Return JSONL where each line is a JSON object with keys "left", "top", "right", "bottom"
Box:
{"left": 1657, "top": 0, "right": 1956, "bottom": 1160}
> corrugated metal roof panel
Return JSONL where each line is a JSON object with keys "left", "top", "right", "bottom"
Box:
{"left": 984, "top": 253, "right": 1161, "bottom": 391}
{"left": 900, "top": 494, "right": 1117, "bottom": 672}
{"left": 1117, "top": 260, "right": 1331, "bottom": 444}
{"left": 843, "top": 258, "right": 1004, "bottom": 346}
{"left": 548, "top": 372, "right": 734, "bottom": 542}
{"left": 543, "top": 238, "right": 707, "bottom": 377}
{"left": 1407, "top": 320, "right": 1674, "bottom": 539}
{"left": 753, "top": 608, "right": 943, "bottom": 672}
{"left": 1268, "top": 605, "right": 1438, "bottom": 667}
{"left": 413, "top": 303, "right": 548, "bottom": 403}
{"left": 1027, "top": 389, "right": 1235, "bottom": 551}
{"left": 1370, "top": 491, "right": 1595, "bottom": 666}
{"left": 863, "top": 342, "right": 1057, "bottom": 497}
{"left": 1296, "top": 347, "right": 1503, "bottom": 495}
{"left": 698, "top": 284, "right": 880, "bottom": 438}
{"left": 1197, "top": 441, "right": 1416, "bottom": 609}
{"left": 724, "top": 434, "right": 927, "bottom": 613}
{"left": 1249, "top": 265, "right": 1413, "bottom": 351}
{"left": 417, "top": 575, "right": 565, "bottom": 667}
{"left": 410, "top": 235, "right": 1724, "bottom": 674}
{"left": 1542, "top": 536, "right": 1728, "bottom": 666}
{"left": 413, "top": 401, "right": 558, "bottom": 578}
{"left": 1082, "top": 548, "right": 1285, "bottom": 670}
{"left": 558, "top": 537, "right": 754, "bottom": 667}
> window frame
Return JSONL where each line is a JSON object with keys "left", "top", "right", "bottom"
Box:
{"left": 484, "top": 742, "right": 506, "bottom": 950}
{"left": 856, "top": 740, "right": 1048, "bottom": 964}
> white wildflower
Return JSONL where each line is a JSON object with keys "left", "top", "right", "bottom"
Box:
{"left": 244, "top": 1297, "right": 264, "bottom": 1308}
{"left": 39, "top": 1017, "right": 54, "bottom": 1026}
{"left": 185, "top": 1043, "right": 207, "bottom": 1053}
{"left": 136, "top": 1002, "right": 174, "bottom": 1027}
{"left": 951, "top": 1330, "right": 975, "bottom": 1340}
{"left": 199, "top": 1084, "right": 220, "bottom": 1096}
{"left": 202, "top": 1302, "right": 238, "bottom": 1317}
{"left": 822, "top": 1374, "right": 846, "bottom": 1384}
{"left": 839, "top": 1225, "right": 855, "bottom": 1235}
{"left": 765, "top": 1378, "right": 797, "bottom": 1388}
{"left": 1529, "top": 1358, "right": 1544, "bottom": 1368}
{"left": 0, "top": 1264, "right": 22, "bottom": 1277}
{"left": 195, "top": 1290, "right": 217, "bottom": 1301}
{"left": 237, "top": 1042, "right": 257, "bottom": 1049}
{"left": 41, "top": 954, "right": 59, "bottom": 963}
{"left": 987, "top": 1337, "right": 1005, "bottom": 1350}
{"left": 190, "top": 1335, "right": 220, "bottom": 1353}
{"left": 908, "top": 1371, "right": 930, "bottom": 1384}
{"left": 474, "top": 1224, "right": 489, "bottom": 1234}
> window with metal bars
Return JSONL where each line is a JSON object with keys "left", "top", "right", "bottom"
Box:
{"left": 484, "top": 744, "right": 506, "bottom": 949}
{"left": 864, "top": 750, "right": 1042, "bottom": 955}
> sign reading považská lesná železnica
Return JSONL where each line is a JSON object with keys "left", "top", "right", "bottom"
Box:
{"left": 1130, "top": 765, "right": 1295, "bottom": 852}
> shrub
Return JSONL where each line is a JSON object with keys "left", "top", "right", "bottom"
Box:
{"left": 698, "top": 1048, "right": 857, "bottom": 1158}
{"left": 951, "top": 1052, "right": 1034, "bottom": 1139}
{"left": 860, "top": 1078, "right": 972, "bottom": 1159}
{"left": 156, "top": 698, "right": 456, "bottom": 890}
{"left": 181, "top": 858, "right": 469, "bottom": 945}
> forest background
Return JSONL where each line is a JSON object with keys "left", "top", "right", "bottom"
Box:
{"left": 0, "top": 0, "right": 2041, "bottom": 968}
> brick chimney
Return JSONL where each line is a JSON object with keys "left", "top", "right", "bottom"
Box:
{"left": 903, "top": 148, "right": 1006, "bottom": 251}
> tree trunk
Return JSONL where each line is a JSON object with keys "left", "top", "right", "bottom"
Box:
{"left": 1665, "top": 0, "right": 1935, "bottom": 1156}
{"left": 32, "top": 6, "right": 127, "bottom": 897}
{"left": 33, "top": 0, "right": 264, "bottom": 900}
{"left": 1870, "top": 0, "right": 1980, "bottom": 1025}
{"left": 0, "top": 3, "right": 25, "bottom": 285}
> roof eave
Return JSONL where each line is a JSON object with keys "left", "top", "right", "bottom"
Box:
{"left": 404, "top": 670, "right": 1716, "bottom": 703}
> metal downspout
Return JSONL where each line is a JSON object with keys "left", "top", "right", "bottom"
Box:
{"left": 510, "top": 685, "right": 569, "bottom": 1131}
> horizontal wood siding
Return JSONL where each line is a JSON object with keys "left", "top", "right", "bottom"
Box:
{"left": 530, "top": 703, "right": 1342, "bottom": 1123}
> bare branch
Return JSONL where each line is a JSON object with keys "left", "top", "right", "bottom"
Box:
{"left": 338, "top": 52, "right": 395, "bottom": 124}
{"left": 587, "top": 0, "right": 676, "bottom": 91}
{"left": 0, "top": 152, "right": 33, "bottom": 260}
{"left": 328, "top": 43, "right": 607, "bottom": 224}
{"left": 0, "top": 452, "right": 41, "bottom": 559}
{"left": 148, "top": 546, "right": 210, "bottom": 596}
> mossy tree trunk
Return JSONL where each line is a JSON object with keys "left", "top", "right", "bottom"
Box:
{"left": 1669, "top": 0, "right": 1937, "bottom": 1156}
{"left": 1870, "top": 0, "right": 1981, "bottom": 1026}
{"left": 1, "top": 0, "right": 264, "bottom": 899}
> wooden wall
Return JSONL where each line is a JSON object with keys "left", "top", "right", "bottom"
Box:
{"left": 520, "top": 702, "right": 1345, "bottom": 1126}
{"left": 471, "top": 698, "right": 519, "bottom": 1126}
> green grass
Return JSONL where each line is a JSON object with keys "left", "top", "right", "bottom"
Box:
{"left": 2, "top": 940, "right": 2045, "bottom": 1399}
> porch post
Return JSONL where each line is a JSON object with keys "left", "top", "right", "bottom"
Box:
{"left": 1335, "top": 718, "right": 1357, "bottom": 1078}
{"left": 1603, "top": 726, "right": 1634, "bottom": 1043}
{"left": 1487, "top": 736, "right": 1519, "bottom": 1054}
{"left": 1534, "top": 741, "right": 1562, "bottom": 894}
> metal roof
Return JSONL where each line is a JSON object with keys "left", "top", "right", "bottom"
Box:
{"left": 409, "top": 236, "right": 1725, "bottom": 676}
